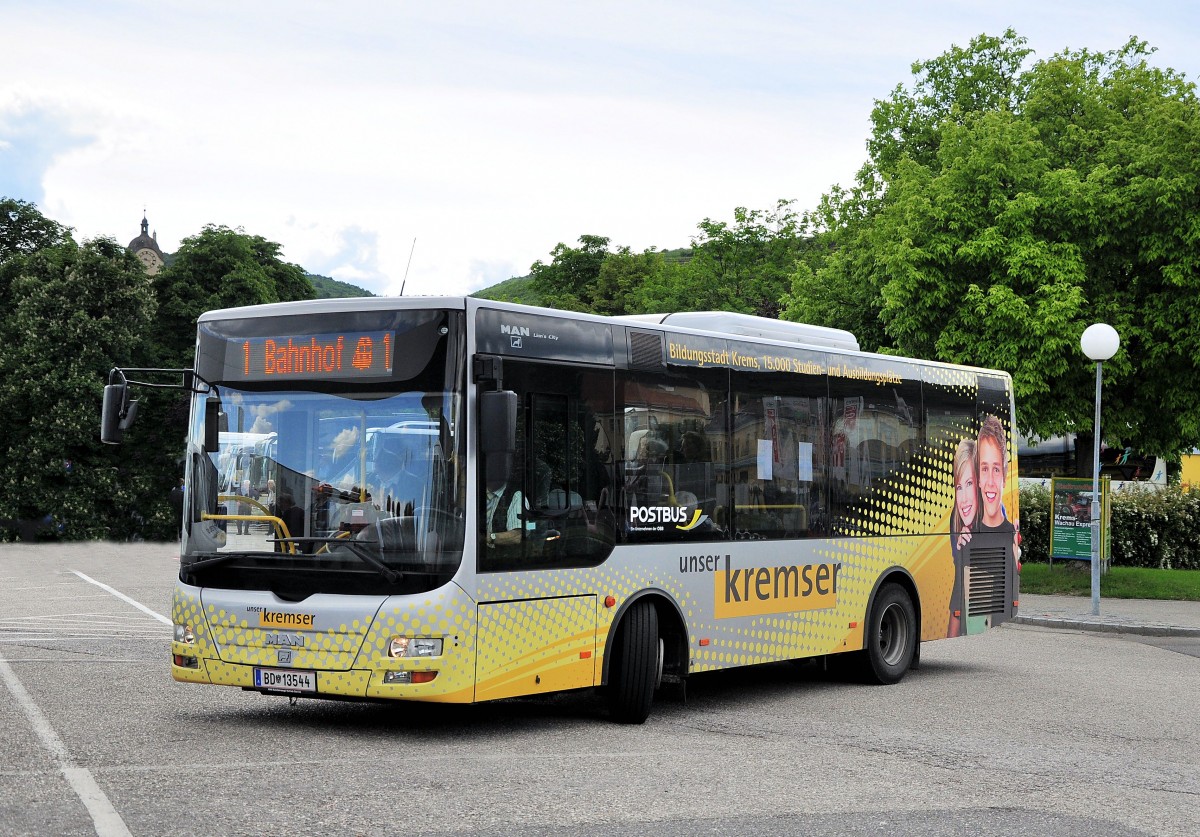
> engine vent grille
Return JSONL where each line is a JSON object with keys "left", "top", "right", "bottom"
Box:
{"left": 629, "top": 330, "right": 665, "bottom": 370}
{"left": 968, "top": 546, "right": 1008, "bottom": 616}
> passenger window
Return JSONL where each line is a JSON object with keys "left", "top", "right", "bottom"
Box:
{"left": 619, "top": 369, "right": 728, "bottom": 543}
{"left": 730, "top": 382, "right": 827, "bottom": 539}
{"left": 828, "top": 360, "right": 923, "bottom": 523}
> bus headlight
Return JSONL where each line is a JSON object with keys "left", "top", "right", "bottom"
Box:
{"left": 388, "top": 637, "right": 443, "bottom": 658}
{"left": 174, "top": 624, "right": 196, "bottom": 644}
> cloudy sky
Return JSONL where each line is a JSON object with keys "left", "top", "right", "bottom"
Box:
{"left": 2, "top": 1, "right": 1198, "bottom": 298}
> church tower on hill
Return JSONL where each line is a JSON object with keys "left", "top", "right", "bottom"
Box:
{"left": 128, "top": 214, "right": 165, "bottom": 275}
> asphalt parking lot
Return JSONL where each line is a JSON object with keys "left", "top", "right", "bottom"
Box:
{"left": 2, "top": 542, "right": 1198, "bottom": 837}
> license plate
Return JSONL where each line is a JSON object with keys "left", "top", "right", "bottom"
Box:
{"left": 254, "top": 668, "right": 316, "bottom": 692}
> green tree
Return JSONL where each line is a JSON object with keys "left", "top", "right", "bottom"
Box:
{"left": 868, "top": 28, "right": 1032, "bottom": 178}
{"left": 154, "top": 225, "right": 314, "bottom": 369}
{"left": 0, "top": 235, "right": 156, "bottom": 539}
{"left": 1, "top": 197, "right": 74, "bottom": 309}
{"left": 0, "top": 197, "right": 72, "bottom": 256}
{"left": 786, "top": 33, "right": 1200, "bottom": 456}
{"left": 668, "top": 202, "right": 806, "bottom": 318}
{"left": 780, "top": 181, "right": 891, "bottom": 353}
{"left": 594, "top": 247, "right": 683, "bottom": 316}
{"left": 528, "top": 235, "right": 614, "bottom": 313}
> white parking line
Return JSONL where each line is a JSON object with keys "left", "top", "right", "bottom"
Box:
{"left": 0, "top": 654, "right": 133, "bottom": 837}
{"left": 0, "top": 571, "right": 171, "bottom": 834}
{"left": 71, "top": 571, "right": 171, "bottom": 625}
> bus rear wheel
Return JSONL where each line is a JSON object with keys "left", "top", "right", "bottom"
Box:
{"left": 607, "top": 600, "right": 659, "bottom": 724}
{"left": 861, "top": 583, "right": 916, "bottom": 685}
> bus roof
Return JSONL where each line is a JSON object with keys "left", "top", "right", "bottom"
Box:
{"left": 198, "top": 296, "right": 467, "bottom": 321}
{"left": 616, "top": 311, "right": 859, "bottom": 352}
{"left": 197, "top": 295, "right": 1010, "bottom": 381}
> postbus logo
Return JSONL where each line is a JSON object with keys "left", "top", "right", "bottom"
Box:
{"left": 629, "top": 505, "right": 710, "bottom": 531}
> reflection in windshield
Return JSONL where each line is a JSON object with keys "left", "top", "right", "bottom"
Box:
{"left": 184, "top": 388, "right": 464, "bottom": 576}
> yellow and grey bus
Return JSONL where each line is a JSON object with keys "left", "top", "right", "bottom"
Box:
{"left": 102, "top": 297, "right": 1019, "bottom": 722}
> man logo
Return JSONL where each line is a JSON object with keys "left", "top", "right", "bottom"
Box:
{"left": 511, "top": 336, "right": 523, "bottom": 348}
{"left": 264, "top": 632, "right": 305, "bottom": 647}
{"left": 500, "top": 324, "right": 531, "bottom": 337}
{"left": 277, "top": 649, "right": 292, "bottom": 664}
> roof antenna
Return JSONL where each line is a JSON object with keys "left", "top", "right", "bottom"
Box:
{"left": 399, "top": 237, "right": 416, "bottom": 296}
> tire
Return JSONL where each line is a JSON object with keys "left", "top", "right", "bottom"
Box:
{"left": 860, "top": 583, "right": 917, "bottom": 685}
{"left": 607, "top": 600, "right": 660, "bottom": 724}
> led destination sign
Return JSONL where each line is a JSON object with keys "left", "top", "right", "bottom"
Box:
{"left": 232, "top": 330, "right": 394, "bottom": 381}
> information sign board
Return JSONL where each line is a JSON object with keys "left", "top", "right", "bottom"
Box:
{"left": 1049, "top": 476, "right": 1110, "bottom": 565}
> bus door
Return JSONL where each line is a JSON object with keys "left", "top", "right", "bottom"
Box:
{"left": 474, "top": 360, "right": 617, "bottom": 701}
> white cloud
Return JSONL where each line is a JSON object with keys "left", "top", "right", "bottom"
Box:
{"left": 0, "top": 95, "right": 96, "bottom": 208}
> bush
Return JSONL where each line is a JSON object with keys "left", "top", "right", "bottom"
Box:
{"left": 1018, "top": 483, "right": 1051, "bottom": 564}
{"left": 1020, "top": 483, "right": 1200, "bottom": 570}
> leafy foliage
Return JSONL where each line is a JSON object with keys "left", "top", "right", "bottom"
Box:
{"left": 528, "top": 235, "right": 616, "bottom": 312}
{"left": 1, "top": 197, "right": 74, "bottom": 312}
{"left": 787, "top": 32, "right": 1200, "bottom": 456}
{"left": 0, "top": 234, "right": 157, "bottom": 539}
{"left": 153, "top": 225, "right": 315, "bottom": 369}
{"left": 636, "top": 203, "right": 806, "bottom": 317}
{"left": 524, "top": 204, "right": 807, "bottom": 318}
{"left": 1108, "top": 485, "right": 1200, "bottom": 569}
{"left": 1016, "top": 483, "right": 1052, "bottom": 564}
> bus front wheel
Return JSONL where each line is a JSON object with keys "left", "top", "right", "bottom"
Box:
{"left": 861, "top": 583, "right": 917, "bottom": 685}
{"left": 607, "top": 600, "right": 659, "bottom": 724}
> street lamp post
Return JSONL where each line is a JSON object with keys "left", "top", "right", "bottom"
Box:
{"left": 1080, "top": 323, "right": 1120, "bottom": 617}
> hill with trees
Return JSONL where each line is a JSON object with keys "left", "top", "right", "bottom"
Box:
{"left": 309, "top": 273, "right": 374, "bottom": 299}
{"left": 471, "top": 274, "right": 540, "bottom": 305}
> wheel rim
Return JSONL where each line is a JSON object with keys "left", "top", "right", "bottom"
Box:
{"left": 877, "top": 602, "right": 910, "bottom": 667}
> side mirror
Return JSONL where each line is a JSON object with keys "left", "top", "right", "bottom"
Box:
{"left": 479, "top": 390, "right": 517, "bottom": 484}
{"left": 479, "top": 390, "right": 517, "bottom": 455}
{"left": 204, "top": 395, "right": 226, "bottom": 453}
{"left": 100, "top": 383, "right": 136, "bottom": 445}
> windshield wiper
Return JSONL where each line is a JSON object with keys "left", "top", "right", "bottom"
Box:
{"left": 182, "top": 551, "right": 276, "bottom": 571}
{"left": 299, "top": 537, "right": 402, "bottom": 584}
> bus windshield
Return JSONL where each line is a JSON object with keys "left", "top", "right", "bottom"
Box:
{"left": 182, "top": 307, "right": 466, "bottom": 596}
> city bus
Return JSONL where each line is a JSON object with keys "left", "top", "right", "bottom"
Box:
{"left": 101, "top": 297, "right": 1019, "bottom": 723}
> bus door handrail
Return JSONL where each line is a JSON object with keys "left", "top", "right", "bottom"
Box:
{"left": 207, "top": 494, "right": 295, "bottom": 553}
